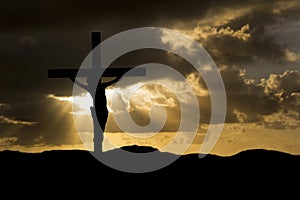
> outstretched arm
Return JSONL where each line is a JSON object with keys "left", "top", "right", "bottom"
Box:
{"left": 101, "top": 76, "right": 121, "bottom": 88}
{"left": 69, "top": 77, "right": 89, "bottom": 91}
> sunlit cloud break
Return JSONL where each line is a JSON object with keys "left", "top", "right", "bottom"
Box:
{"left": 48, "top": 93, "right": 93, "bottom": 115}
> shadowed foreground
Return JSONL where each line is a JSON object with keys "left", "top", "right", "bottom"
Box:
{"left": 1, "top": 145, "right": 299, "bottom": 174}
{"left": 1, "top": 145, "right": 299, "bottom": 192}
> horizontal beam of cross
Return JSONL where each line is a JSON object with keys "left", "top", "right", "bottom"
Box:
{"left": 48, "top": 68, "right": 146, "bottom": 78}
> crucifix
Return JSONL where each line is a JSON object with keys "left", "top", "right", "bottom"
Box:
{"left": 48, "top": 32, "right": 146, "bottom": 153}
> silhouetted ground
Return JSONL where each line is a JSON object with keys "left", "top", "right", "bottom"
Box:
{"left": 0, "top": 145, "right": 299, "bottom": 193}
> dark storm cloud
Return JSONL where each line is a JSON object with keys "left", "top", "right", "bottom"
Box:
{"left": 2, "top": 0, "right": 298, "bottom": 32}
{"left": 195, "top": 2, "right": 300, "bottom": 66}
{"left": 0, "top": 0, "right": 247, "bottom": 32}
{"left": 200, "top": 27, "right": 285, "bottom": 66}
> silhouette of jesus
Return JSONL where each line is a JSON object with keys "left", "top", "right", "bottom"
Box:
{"left": 69, "top": 76, "right": 121, "bottom": 133}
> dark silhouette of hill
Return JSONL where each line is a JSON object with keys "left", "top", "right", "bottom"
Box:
{"left": 0, "top": 145, "right": 299, "bottom": 192}
{"left": 121, "top": 145, "right": 157, "bottom": 153}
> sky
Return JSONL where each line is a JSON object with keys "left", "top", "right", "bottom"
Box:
{"left": 0, "top": 0, "right": 300, "bottom": 156}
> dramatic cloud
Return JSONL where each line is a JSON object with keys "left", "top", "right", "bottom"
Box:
{"left": 1, "top": 0, "right": 300, "bottom": 153}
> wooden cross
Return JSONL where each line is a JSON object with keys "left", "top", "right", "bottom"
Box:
{"left": 48, "top": 32, "right": 146, "bottom": 153}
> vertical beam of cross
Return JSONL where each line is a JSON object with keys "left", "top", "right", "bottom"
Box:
{"left": 91, "top": 31, "right": 103, "bottom": 153}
